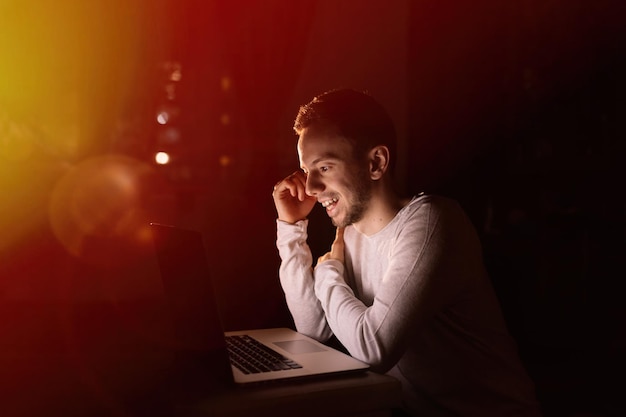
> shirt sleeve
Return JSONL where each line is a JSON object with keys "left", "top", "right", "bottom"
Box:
{"left": 276, "top": 219, "right": 333, "bottom": 341}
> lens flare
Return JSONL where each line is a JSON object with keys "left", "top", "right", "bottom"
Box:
{"left": 48, "top": 154, "right": 154, "bottom": 267}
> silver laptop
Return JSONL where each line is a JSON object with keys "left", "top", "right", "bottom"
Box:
{"left": 148, "top": 223, "right": 369, "bottom": 387}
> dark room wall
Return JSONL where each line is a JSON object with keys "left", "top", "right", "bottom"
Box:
{"left": 407, "top": 2, "right": 626, "bottom": 415}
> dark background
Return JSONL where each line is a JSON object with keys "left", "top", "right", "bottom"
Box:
{"left": 1, "top": 1, "right": 625, "bottom": 416}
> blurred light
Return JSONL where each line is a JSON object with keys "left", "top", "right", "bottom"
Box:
{"left": 221, "top": 76, "right": 231, "bottom": 91}
{"left": 170, "top": 68, "right": 182, "bottom": 82}
{"left": 156, "top": 104, "right": 179, "bottom": 125}
{"left": 219, "top": 155, "right": 232, "bottom": 167}
{"left": 220, "top": 113, "right": 231, "bottom": 125}
{"left": 48, "top": 154, "right": 154, "bottom": 265}
{"left": 156, "top": 111, "right": 169, "bottom": 125}
{"left": 160, "top": 61, "right": 182, "bottom": 82}
{"left": 155, "top": 151, "right": 170, "bottom": 165}
{"left": 0, "top": 115, "right": 36, "bottom": 161}
{"left": 156, "top": 126, "right": 180, "bottom": 144}
{"left": 165, "top": 83, "right": 176, "bottom": 100}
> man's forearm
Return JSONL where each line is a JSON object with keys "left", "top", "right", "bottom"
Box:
{"left": 277, "top": 219, "right": 332, "bottom": 340}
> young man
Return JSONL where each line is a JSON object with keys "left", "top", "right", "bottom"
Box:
{"left": 272, "top": 88, "right": 542, "bottom": 416}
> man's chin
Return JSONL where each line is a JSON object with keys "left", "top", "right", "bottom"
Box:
{"left": 329, "top": 215, "right": 342, "bottom": 227}
{"left": 330, "top": 216, "right": 350, "bottom": 228}
{"left": 329, "top": 206, "right": 359, "bottom": 227}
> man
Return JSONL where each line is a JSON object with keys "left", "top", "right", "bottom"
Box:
{"left": 272, "top": 88, "right": 541, "bottom": 416}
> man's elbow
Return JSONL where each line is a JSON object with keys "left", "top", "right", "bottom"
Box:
{"left": 366, "top": 357, "right": 397, "bottom": 374}
{"left": 352, "top": 346, "right": 400, "bottom": 373}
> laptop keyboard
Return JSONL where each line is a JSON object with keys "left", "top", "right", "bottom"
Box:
{"left": 225, "top": 334, "right": 303, "bottom": 374}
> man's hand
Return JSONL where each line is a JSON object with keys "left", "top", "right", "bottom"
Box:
{"left": 317, "top": 227, "right": 345, "bottom": 265}
{"left": 272, "top": 171, "right": 317, "bottom": 224}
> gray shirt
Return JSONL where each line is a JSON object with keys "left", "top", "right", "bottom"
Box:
{"left": 277, "top": 194, "right": 541, "bottom": 416}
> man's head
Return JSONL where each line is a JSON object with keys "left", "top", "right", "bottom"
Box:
{"left": 293, "top": 88, "right": 397, "bottom": 175}
{"left": 294, "top": 88, "right": 397, "bottom": 228}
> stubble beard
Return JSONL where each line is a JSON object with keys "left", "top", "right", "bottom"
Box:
{"left": 332, "top": 171, "right": 372, "bottom": 228}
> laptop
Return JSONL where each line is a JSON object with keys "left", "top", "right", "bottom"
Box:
{"left": 148, "top": 222, "right": 369, "bottom": 388}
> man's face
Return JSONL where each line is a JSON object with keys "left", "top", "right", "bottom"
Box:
{"left": 297, "top": 125, "right": 372, "bottom": 227}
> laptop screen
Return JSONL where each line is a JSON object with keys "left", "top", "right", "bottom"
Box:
{"left": 149, "top": 222, "right": 233, "bottom": 389}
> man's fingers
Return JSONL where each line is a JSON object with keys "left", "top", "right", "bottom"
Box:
{"left": 318, "top": 229, "right": 345, "bottom": 265}
{"left": 329, "top": 227, "right": 345, "bottom": 262}
{"left": 317, "top": 253, "right": 328, "bottom": 264}
{"left": 273, "top": 171, "right": 308, "bottom": 201}
{"left": 334, "top": 227, "right": 345, "bottom": 242}
{"left": 292, "top": 172, "right": 308, "bottom": 201}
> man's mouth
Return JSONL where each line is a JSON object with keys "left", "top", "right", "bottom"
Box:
{"left": 320, "top": 197, "right": 338, "bottom": 209}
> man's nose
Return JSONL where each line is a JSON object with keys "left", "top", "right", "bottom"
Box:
{"left": 305, "top": 173, "right": 324, "bottom": 196}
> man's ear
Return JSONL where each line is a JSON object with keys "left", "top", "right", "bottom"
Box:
{"left": 368, "top": 145, "right": 390, "bottom": 180}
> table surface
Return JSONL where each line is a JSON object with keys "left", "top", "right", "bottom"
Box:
{"left": 175, "top": 371, "right": 403, "bottom": 417}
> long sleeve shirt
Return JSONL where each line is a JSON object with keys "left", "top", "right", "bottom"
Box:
{"left": 277, "top": 194, "right": 542, "bottom": 417}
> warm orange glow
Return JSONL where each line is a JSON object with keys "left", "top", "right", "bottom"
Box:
{"left": 48, "top": 154, "right": 154, "bottom": 265}
{"left": 0, "top": 2, "right": 325, "bottom": 415}
{"left": 219, "top": 155, "right": 232, "bottom": 167}
{"left": 0, "top": 115, "right": 37, "bottom": 162}
{"left": 221, "top": 76, "right": 232, "bottom": 91}
{"left": 1, "top": 1, "right": 162, "bottom": 254}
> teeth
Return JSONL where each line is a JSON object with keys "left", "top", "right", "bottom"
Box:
{"left": 321, "top": 198, "right": 338, "bottom": 208}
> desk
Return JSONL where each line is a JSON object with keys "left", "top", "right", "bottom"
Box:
{"left": 176, "top": 371, "right": 402, "bottom": 417}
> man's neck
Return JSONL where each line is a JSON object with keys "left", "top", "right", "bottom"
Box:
{"left": 353, "top": 188, "right": 409, "bottom": 236}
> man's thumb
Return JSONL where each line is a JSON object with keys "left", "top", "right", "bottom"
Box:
{"left": 334, "top": 227, "right": 345, "bottom": 243}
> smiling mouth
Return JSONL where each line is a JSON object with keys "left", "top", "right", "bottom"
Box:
{"left": 320, "top": 197, "right": 338, "bottom": 209}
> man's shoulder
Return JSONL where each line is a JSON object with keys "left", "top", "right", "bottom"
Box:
{"left": 406, "top": 192, "right": 461, "bottom": 213}
{"left": 399, "top": 194, "right": 473, "bottom": 231}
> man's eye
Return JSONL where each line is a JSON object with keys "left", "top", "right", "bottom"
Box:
{"left": 320, "top": 166, "right": 330, "bottom": 173}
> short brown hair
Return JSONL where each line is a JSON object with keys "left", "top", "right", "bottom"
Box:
{"left": 294, "top": 88, "right": 397, "bottom": 173}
